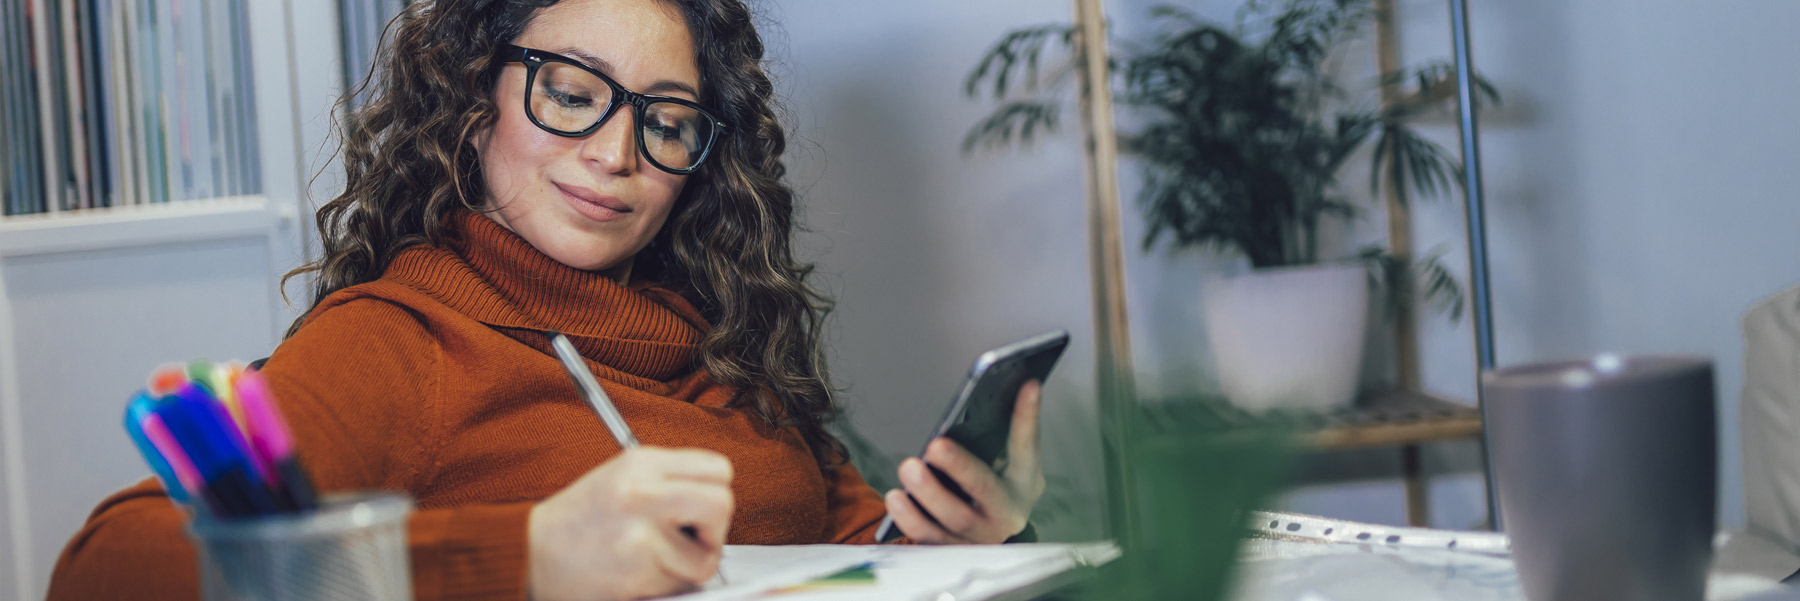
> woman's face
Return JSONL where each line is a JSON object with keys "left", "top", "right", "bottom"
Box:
{"left": 476, "top": 0, "right": 699, "bottom": 276}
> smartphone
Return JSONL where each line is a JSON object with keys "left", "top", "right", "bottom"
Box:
{"left": 875, "top": 329, "right": 1070, "bottom": 543}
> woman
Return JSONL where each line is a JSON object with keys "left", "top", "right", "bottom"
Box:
{"left": 47, "top": 0, "right": 1046, "bottom": 600}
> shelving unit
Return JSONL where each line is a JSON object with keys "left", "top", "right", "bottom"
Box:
{"left": 1143, "top": 390, "right": 1482, "bottom": 451}
{"left": 0, "top": 2, "right": 348, "bottom": 599}
{"left": 0, "top": 195, "right": 288, "bottom": 258}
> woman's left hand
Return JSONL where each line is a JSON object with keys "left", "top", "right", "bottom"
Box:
{"left": 883, "top": 380, "right": 1046, "bottom": 544}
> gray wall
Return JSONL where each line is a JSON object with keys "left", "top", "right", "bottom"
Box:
{"left": 768, "top": 0, "right": 1113, "bottom": 540}
{"left": 1397, "top": 0, "right": 1800, "bottom": 530}
{"left": 773, "top": 0, "right": 1800, "bottom": 536}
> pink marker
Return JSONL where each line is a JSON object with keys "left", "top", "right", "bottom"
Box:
{"left": 235, "top": 370, "right": 318, "bottom": 510}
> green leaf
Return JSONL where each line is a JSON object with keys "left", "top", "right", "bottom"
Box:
{"left": 1415, "top": 250, "right": 1466, "bottom": 323}
{"left": 961, "top": 100, "right": 1064, "bottom": 155}
{"left": 1368, "top": 123, "right": 1465, "bottom": 207}
{"left": 962, "top": 24, "right": 1079, "bottom": 100}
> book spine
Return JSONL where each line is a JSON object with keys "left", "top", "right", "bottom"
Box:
{"left": 121, "top": 0, "right": 149, "bottom": 206}
{"left": 107, "top": 0, "right": 137, "bottom": 207}
{"left": 84, "top": 0, "right": 113, "bottom": 208}
{"left": 28, "top": 0, "right": 63, "bottom": 213}
{"left": 62, "top": 0, "right": 91, "bottom": 210}
{"left": 230, "top": 0, "right": 259, "bottom": 194}
{"left": 154, "top": 0, "right": 180, "bottom": 202}
{"left": 172, "top": 0, "right": 215, "bottom": 200}
{"left": 138, "top": 0, "right": 168, "bottom": 205}
{"left": 0, "top": 0, "right": 29, "bottom": 214}
{"left": 202, "top": 0, "right": 233, "bottom": 197}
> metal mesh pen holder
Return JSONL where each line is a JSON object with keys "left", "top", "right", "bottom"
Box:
{"left": 187, "top": 493, "right": 413, "bottom": 601}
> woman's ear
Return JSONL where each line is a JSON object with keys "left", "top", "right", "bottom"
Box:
{"left": 469, "top": 67, "right": 505, "bottom": 156}
{"left": 470, "top": 115, "right": 495, "bottom": 158}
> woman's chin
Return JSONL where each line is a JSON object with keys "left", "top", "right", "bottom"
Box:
{"left": 545, "top": 247, "right": 628, "bottom": 275}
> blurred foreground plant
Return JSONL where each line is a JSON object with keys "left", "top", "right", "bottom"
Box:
{"left": 1056, "top": 397, "right": 1295, "bottom": 601}
{"left": 836, "top": 394, "right": 1295, "bottom": 601}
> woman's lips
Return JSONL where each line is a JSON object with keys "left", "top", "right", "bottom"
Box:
{"left": 556, "top": 182, "right": 631, "bottom": 222}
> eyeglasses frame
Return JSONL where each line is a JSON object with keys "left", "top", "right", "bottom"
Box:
{"left": 497, "top": 43, "right": 729, "bottom": 175}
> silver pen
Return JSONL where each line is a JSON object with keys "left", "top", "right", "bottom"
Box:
{"left": 548, "top": 331, "right": 727, "bottom": 587}
{"left": 550, "top": 332, "right": 640, "bottom": 449}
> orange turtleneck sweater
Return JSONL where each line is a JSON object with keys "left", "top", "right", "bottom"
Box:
{"left": 47, "top": 210, "right": 891, "bottom": 601}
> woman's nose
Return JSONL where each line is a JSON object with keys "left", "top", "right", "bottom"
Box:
{"left": 580, "top": 107, "right": 639, "bottom": 174}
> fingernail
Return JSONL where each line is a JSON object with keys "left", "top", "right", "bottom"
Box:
{"left": 901, "top": 459, "right": 922, "bottom": 485}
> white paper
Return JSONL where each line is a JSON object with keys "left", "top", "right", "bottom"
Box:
{"left": 667, "top": 542, "right": 1119, "bottom": 601}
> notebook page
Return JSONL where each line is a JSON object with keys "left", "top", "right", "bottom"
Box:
{"left": 672, "top": 542, "right": 1119, "bottom": 601}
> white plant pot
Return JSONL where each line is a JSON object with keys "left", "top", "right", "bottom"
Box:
{"left": 1202, "top": 264, "right": 1369, "bottom": 412}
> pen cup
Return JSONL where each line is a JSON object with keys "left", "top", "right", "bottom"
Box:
{"left": 187, "top": 493, "right": 413, "bottom": 601}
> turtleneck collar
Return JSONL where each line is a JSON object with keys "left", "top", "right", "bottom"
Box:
{"left": 381, "top": 209, "right": 709, "bottom": 384}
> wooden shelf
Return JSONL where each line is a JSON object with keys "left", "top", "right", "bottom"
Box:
{"left": 1137, "top": 389, "right": 1482, "bottom": 526}
{"left": 1138, "top": 388, "right": 1483, "bottom": 451}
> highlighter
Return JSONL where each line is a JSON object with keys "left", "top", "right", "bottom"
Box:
{"left": 203, "top": 362, "right": 249, "bottom": 435}
{"left": 184, "top": 359, "right": 214, "bottom": 384}
{"left": 123, "top": 392, "right": 191, "bottom": 503}
{"left": 148, "top": 364, "right": 188, "bottom": 396}
{"left": 157, "top": 382, "right": 279, "bottom": 517}
{"left": 234, "top": 369, "right": 319, "bottom": 511}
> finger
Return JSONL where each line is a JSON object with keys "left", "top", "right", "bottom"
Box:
{"left": 1006, "top": 381, "right": 1045, "bottom": 490}
{"left": 1007, "top": 381, "right": 1043, "bottom": 465}
{"left": 884, "top": 489, "right": 963, "bottom": 544}
{"left": 631, "top": 447, "right": 734, "bottom": 484}
{"left": 650, "top": 480, "right": 734, "bottom": 548}
{"left": 923, "top": 438, "right": 1008, "bottom": 515}
{"left": 648, "top": 520, "right": 721, "bottom": 586}
{"left": 897, "top": 457, "right": 983, "bottom": 535}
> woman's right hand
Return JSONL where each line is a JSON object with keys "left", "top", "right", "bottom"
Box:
{"left": 528, "top": 447, "right": 734, "bottom": 601}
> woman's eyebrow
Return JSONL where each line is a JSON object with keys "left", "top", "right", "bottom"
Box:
{"left": 644, "top": 80, "right": 700, "bottom": 99}
{"left": 559, "top": 47, "right": 700, "bottom": 100}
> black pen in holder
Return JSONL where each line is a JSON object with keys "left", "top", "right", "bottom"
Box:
{"left": 186, "top": 492, "right": 413, "bottom": 601}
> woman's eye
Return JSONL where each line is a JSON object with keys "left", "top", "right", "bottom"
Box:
{"left": 547, "top": 89, "right": 594, "bottom": 109}
{"left": 646, "top": 121, "right": 683, "bottom": 140}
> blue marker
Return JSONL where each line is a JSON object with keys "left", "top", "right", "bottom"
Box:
{"left": 123, "top": 392, "right": 191, "bottom": 503}
{"left": 156, "top": 383, "right": 278, "bottom": 517}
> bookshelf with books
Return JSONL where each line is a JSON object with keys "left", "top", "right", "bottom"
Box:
{"left": 0, "top": 0, "right": 342, "bottom": 265}
{"left": 3, "top": 0, "right": 258, "bottom": 216}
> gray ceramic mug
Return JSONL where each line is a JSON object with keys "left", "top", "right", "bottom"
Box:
{"left": 1484, "top": 355, "right": 1716, "bottom": 601}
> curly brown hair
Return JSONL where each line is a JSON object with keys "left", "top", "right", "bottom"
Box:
{"left": 283, "top": 0, "right": 844, "bottom": 463}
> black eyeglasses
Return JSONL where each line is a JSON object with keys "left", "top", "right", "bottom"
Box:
{"left": 497, "top": 44, "right": 729, "bottom": 175}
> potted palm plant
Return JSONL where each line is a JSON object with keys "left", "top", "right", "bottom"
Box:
{"left": 964, "top": 0, "right": 1495, "bottom": 411}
